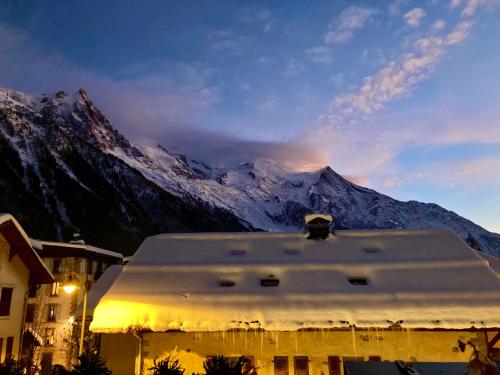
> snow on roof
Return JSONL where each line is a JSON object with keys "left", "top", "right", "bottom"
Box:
{"left": 76, "top": 265, "right": 123, "bottom": 318}
{"left": 30, "top": 239, "right": 123, "bottom": 260}
{"left": 90, "top": 229, "right": 500, "bottom": 333}
{"left": 0, "top": 213, "right": 54, "bottom": 284}
{"left": 475, "top": 250, "right": 500, "bottom": 274}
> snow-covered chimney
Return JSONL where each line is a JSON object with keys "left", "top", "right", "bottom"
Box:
{"left": 69, "top": 232, "right": 85, "bottom": 245}
{"left": 305, "top": 214, "right": 333, "bottom": 240}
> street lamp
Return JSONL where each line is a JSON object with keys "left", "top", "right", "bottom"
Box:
{"left": 62, "top": 272, "right": 88, "bottom": 356}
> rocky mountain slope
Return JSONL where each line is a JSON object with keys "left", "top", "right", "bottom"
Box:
{"left": 1, "top": 88, "right": 499, "bottom": 256}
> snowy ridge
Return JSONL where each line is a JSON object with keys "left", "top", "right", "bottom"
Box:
{"left": 1, "top": 87, "right": 499, "bottom": 256}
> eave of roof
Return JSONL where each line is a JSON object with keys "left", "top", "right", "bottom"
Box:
{"left": 0, "top": 214, "right": 54, "bottom": 284}
{"left": 31, "top": 239, "right": 123, "bottom": 262}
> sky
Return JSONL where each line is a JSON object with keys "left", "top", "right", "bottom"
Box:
{"left": 0, "top": 0, "right": 499, "bottom": 232}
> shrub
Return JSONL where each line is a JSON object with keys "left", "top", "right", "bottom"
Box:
{"left": 148, "top": 357, "right": 184, "bottom": 375}
{"left": 203, "top": 356, "right": 257, "bottom": 375}
{"left": 0, "top": 357, "right": 23, "bottom": 375}
{"left": 52, "top": 364, "right": 71, "bottom": 375}
{"left": 51, "top": 352, "right": 111, "bottom": 375}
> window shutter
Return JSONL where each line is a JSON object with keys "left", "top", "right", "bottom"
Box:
{"left": 5, "top": 337, "right": 14, "bottom": 358}
{"left": 294, "top": 357, "right": 309, "bottom": 375}
{"left": 56, "top": 304, "right": 61, "bottom": 320}
{"left": 274, "top": 357, "right": 289, "bottom": 375}
{"left": 0, "top": 288, "right": 13, "bottom": 316}
{"left": 0, "top": 338, "right": 3, "bottom": 362}
{"left": 328, "top": 357, "right": 341, "bottom": 375}
{"left": 26, "top": 304, "right": 36, "bottom": 323}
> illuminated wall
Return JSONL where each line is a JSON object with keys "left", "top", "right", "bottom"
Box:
{"left": 0, "top": 233, "right": 30, "bottom": 361}
{"left": 100, "top": 329, "right": 487, "bottom": 375}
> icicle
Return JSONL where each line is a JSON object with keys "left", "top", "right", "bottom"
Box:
{"left": 351, "top": 326, "right": 357, "bottom": 357}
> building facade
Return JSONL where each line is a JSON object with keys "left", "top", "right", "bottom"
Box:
{"left": 24, "top": 239, "right": 122, "bottom": 374}
{"left": 90, "top": 225, "right": 500, "bottom": 375}
{"left": 0, "top": 214, "right": 53, "bottom": 363}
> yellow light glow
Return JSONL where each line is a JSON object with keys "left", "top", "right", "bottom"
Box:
{"left": 63, "top": 284, "right": 77, "bottom": 294}
{"left": 68, "top": 316, "right": 75, "bottom": 324}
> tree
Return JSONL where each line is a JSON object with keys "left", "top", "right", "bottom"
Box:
{"left": 203, "top": 356, "right": 257, "bottom": 375}
{"left": 0, "top": 357, "right": 24, "bottom": 375}
{"left": 55, "top": 352, "right": 111, "bottom": 375}
{"left": 148, "top": 357, "right": 184, "bottom": 375}
{"left": 458, "top": 340, "right": 499, "bottom": 375}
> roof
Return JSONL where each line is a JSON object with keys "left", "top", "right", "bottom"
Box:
{"left": 31, "top": 239, "right": 123, "bottom": 262}
{"left": 90, "top": 229, "right": 500, "bottom": 333}
{"left": 0, "top": 214, "right": 54, "bottom": 284}
{"left": 76, "top": 264, "right": 123, "bottom": 318}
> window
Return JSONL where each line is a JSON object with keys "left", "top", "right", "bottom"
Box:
{"left": 218, "top": 280, "right": 236, "bottom": 287}
{"left": 50, "top": 282, "right": 60, "bottom": 296}
{"left": 45, "top": 328, "right": 55, "bottom": 346}
{"left": 274, "top": 357, "right": 288, "bottom": 375}
{"left": 47, "top": 304, "right": 59, "bottom": 322}
{"left": 52, "top": 259, "right": 64, "bottom": 274}
{"left": 261, "top": 275, "right": 279, "bottom": 287}
{"left": 28, "top": 284, "right": 37, "bottom": 298}
{"left": 26, "top": 304, "right": 36, "bottom": 323}
{"left": 347, "top": 277, "right": 368, "bottom": 285}
{"left": 0, "top": 338, "right": 3, "bottom": 362}
{"left": 41, "top": 353, "right": 53, "bottom": 375}
{"left": 5, "top": 337, "right": 14, "bottom": 358}
{"left": 230, "top": 249, "right": 247, "bottom": 256}
{"left": 328, "top": 356, "right": 341, "bottom": 375}
{"left": 0, "top": 287, "right": 13, "bottom": 316}
{"left": 86, "top": 259, "right": 94, "bottom": 274}
{"left": 293, "top": 357, "right": 308, "bottom": 375}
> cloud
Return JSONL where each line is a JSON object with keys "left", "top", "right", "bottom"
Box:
{"left": 255, "top": 95, "right": 279, "bottom": 113}
{"left": 157, "top": 127, "right": 328, "bottom": 171}
{"left": 389, "top": 0, "right": 409, "bottom": 15}
{"left": 431, "top": 19, "right": 446, "bottom": 32}
{"left": 451, "top": 0, "right": 499, "bottom": 16}
{"left": 403, "top": 8, "right": 426, "bottom": 27}
{"left": 240, "top": 8, "right": 276, "bottom": 33}
{"left": 324, "top": 6, "right": 376, "bottom": 44}
{"left": 446, "top": 20, "right": 473, "bottom": 45}
{"left": 328, "top": 20, "right": 476, "bottom": 118}
{"left": 207, "top": 30, "right": 250, "bottom": 56}
{"left": 284, "top": 58, "right": 306, "bottom": 76}
{"left": 305, "top": 46, "right": 333, "bottom": 64}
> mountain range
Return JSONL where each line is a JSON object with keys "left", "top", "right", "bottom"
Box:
{"left": 1, "top": 87, "right": 499, "bottom": 256}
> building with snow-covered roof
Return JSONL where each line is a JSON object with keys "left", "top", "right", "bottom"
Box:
{"left": 90, "top": 226, "right": 500, "bottom": 375}
{"left": 0, "top": 214, "right": 53, "bottom": 363}
{"left": 24, "top": 237, "right": 123, "bottom": 374}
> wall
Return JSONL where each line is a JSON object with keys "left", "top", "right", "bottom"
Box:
{"left": 100, "top": 329, "right": 487, "bottom": 375}
{"left": 0, "top": 233, "right": 30, "bottom": 361}
{"left": 27, "top": 255, "right": 112, "bottom": 371}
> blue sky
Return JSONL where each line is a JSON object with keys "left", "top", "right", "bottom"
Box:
{"left": 0, "top": 0, "right": 499, "bottom": 232}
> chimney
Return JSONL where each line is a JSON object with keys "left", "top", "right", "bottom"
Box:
{"left": 305, "top": 214, "right": 333, "bottom": 240}
{"left": 69, "top": 231, "right": 85, "bottom": 245}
